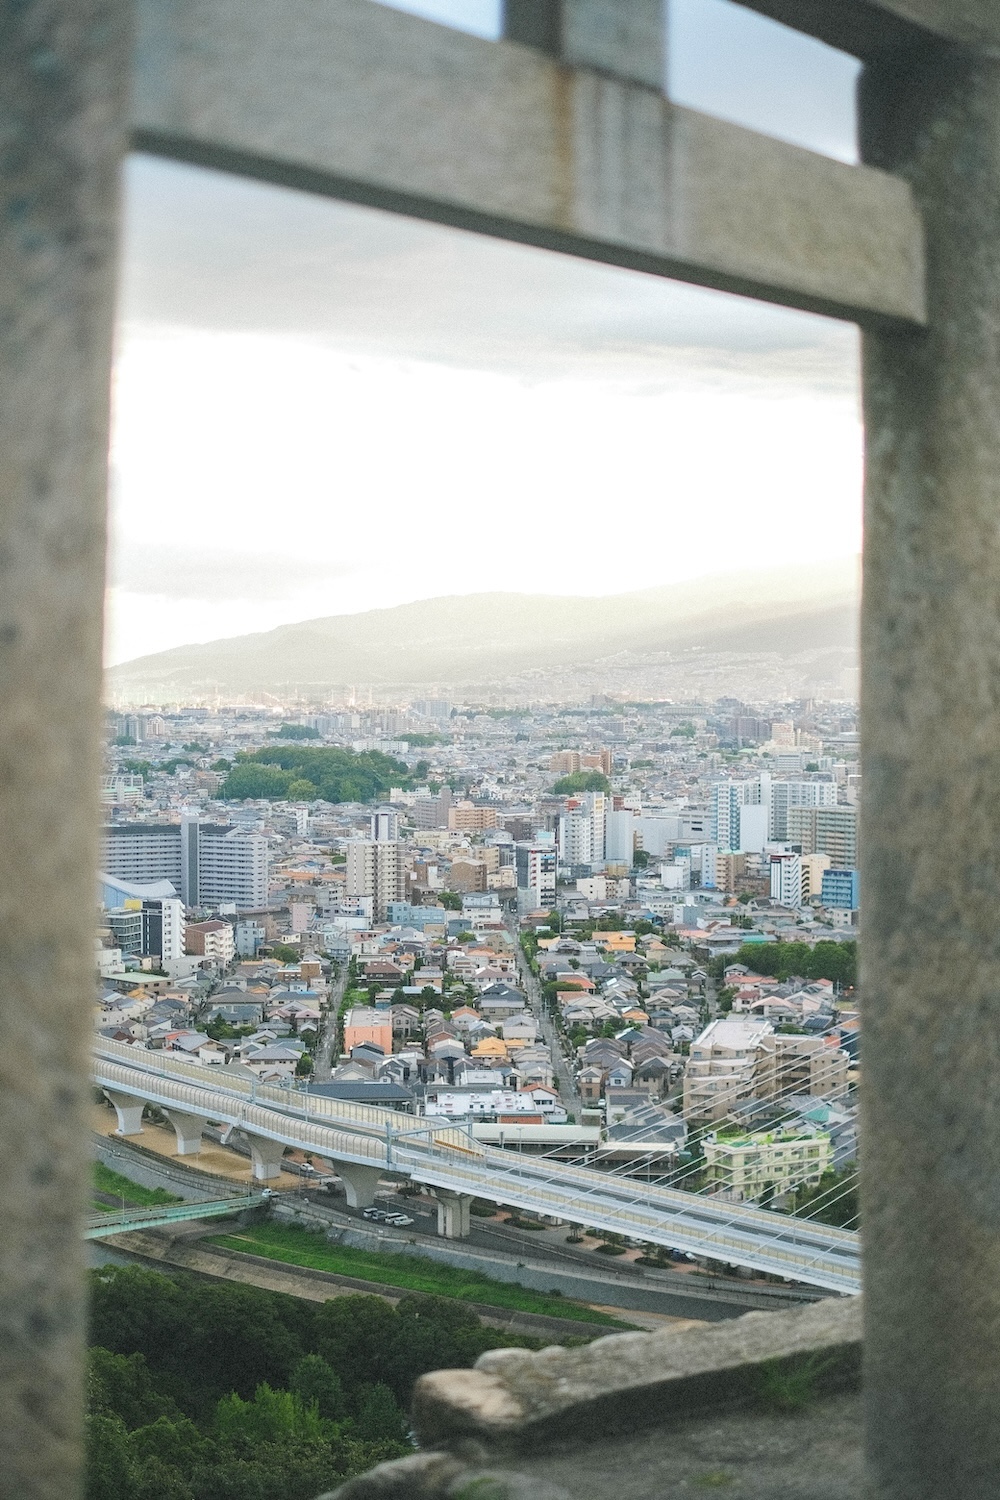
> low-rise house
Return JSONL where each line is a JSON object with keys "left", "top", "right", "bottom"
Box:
{"left": 242, "top": 1044, "right": 300, "bottom": 1080}
{"left": 577, "top": 1064, "right": 605, "bottom": 1103}
{"left": 163, "top": 1030, "right": 229, "bottom": 1066}
{"left": 391, "top": 1003, "right": 421, "bottom": 1037}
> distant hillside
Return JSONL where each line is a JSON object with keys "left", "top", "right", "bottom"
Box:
{"left": 108, "top": 560, "right": 859, "bottom": 701}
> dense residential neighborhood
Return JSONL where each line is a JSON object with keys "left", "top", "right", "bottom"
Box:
{"left": 97, "top": 696, "right": 859, "bottom": 1213}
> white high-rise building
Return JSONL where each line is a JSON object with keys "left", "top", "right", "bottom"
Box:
{"left": 100, "top": 819, "right": 269, "bottom": 908}
{"left": 346, "top": 839, "right": 406, "bottom": 922}
{"left": 605, "top": 808, "right": 636, "bottom": 863}
{"left": 191, "top": 825, "right": 270, "bottom": 908}
{"left": 558, "top": 791, "right": 606, "bottom": 868}
{"left": 769, "top": 780, "right": 838, "bottom": 839}
{"left": 770, "top": 852, "right": 803, "bottom": 907}
{"left": 710, "top": 781, "right": 766, "bottom": 851}
{"left": 370, "top": 806, "right": 400, "bottom": 842}
{"left": 515, "top": 843, "right": 557, "bottom": 909}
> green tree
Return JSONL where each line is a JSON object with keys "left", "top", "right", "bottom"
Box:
{"left": 289, "top": 1354, "right": 346, "bottom": 1421}
{"left": 287, "top": 779, "right": 318, "bottom": 799}
{"left": 295, "top": 1052, "right": 313, "bottom": 1077}
{"left": 268, "top": 723, "right": 321, "bottom": 740}
{"left": 88, "top": 1347, "right": 182, "bottom": 1429}
{"left": 438, "top": 891, "right": 462, "bottom": 911}
{"left": 85, "top": 1414, "right": 133, "bottom": 1500}
{"left": 551, "top": 771, "right": 610, "bottom": 794}
{"left": 215, "top": 1384, "right": 326, "bottom": 1445}
{"left": 267, "top": 944, "right": 301, "bottom": 964}
{"left": 353, "top": 1384, "right": 408, "bottom": 1444}
{"left": 221, "top": 746, "right": 409, "bottom": 805}
{"left": 220, "top": 764, "right": 295, "bottom": 800}
{"left": 726, "top": 940, "right": 857, "bottom": 988}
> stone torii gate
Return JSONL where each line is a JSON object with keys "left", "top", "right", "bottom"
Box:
{"left": 3, "top": 0, "right": 1000, "bottom": 1494}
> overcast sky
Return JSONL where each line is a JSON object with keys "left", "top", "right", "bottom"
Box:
{"left": 108, "top": 0, "right": 863, "bottom": 665}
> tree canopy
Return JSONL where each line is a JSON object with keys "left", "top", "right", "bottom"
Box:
{"left": 551, "top": 771, "right": 610, "bottom": 794}
{"left": 267, "top": 723, "right": 321, "bottom": 740}
{"left": 220, "top": 746, "right": 408, "bottom": 803}
{"left": 86, "top": 1264, "right": 546, "bottom": 1500}
{"left": 725, "top": 940, "right": 857, "bottom": 989}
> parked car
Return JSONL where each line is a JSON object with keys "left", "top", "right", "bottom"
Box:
{"left": 384, "top": 1213, "right": 414, "bottom": 1226}
{"left": 362, "top": 1207, "right": 388, "bottom": 1221}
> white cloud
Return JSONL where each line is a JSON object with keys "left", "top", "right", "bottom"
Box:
{"left": 108, "top": 327, "right": 861, "bottom": 663}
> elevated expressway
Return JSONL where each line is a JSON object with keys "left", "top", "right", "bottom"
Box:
{"left": 93, "top": 1040, "right": 860, "bottom": 1294}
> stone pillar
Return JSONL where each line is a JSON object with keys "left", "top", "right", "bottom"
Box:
{"left": 436, "top": 1191, "right": 472, "bottom": 1240}
{"left": 246, "top": 1136, "right": 286, "bottom": 1182}
{"left": 103, "top": 1091, "right": 145, "bottom": 1139}
{"left": 1, "top": 7, "right": 129, "bottom": 1496}
{"left": 504, "top": 0, "right": 665, "bottom": 89}
{"left": 860, "top": 42, "right": 1000, "bottom": 1499}
{"left": 162, "top": 1109, "right": 206, "bottom": 1157}
{"left": 337, "top": 1162, "right": 383, "bottom": 1210}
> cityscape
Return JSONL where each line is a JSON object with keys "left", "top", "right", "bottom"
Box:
{"left": 10, "top": 0, "right": 995, "bottom": 1492}
{"left": 95, "top": 691, "right": 860, "bottom": 1253}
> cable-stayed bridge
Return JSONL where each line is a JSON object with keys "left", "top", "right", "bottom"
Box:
{"left": 92, "top": 1040, "right": 860, "bottom": 1293}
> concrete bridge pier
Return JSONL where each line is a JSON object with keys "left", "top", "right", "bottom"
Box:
{"left": 103, "top": 1090, "right": 144, "bottom": 1138}
{"left": 436, "top": 1191, "right": 472, "bottom": 1240}
{"left": 162, "top": 1109, "right": 206, "bottom": 1157}
{"left": 246, "top": 1135, "right": 287, "bottom": 1182}
{"left": 337, "top": 1162, "right": 384, "bottom": 1209}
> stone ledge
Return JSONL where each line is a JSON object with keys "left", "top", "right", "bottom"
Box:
{"left": 413, "top": 1296, "right": 861, "bottom": 1450}
{"left": 325, "top": 1299, "right": 863, "bottom": 1500}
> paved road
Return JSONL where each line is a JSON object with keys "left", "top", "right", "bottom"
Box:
{"left": 513, "top": 935, "right": 582, "bottom": 1118}
{"left": 313, "top": 964, "right": 347, "bottom": 1079}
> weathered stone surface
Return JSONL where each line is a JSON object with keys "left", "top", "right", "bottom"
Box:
{"left": 860, "top": 39, "right": 1000, "bottom": 1500}
{"left": 0, "top": 3, "right": 129, "bottom": 1496}
{"left": 414, "top": 1298, "right": 861, "bottom": 1449}
{"left": 325, "top": 1394, "right": 863, "bottom": 1500}
{"left": 326, "top": 1457, "right": 574, "bottom": 1500}
{"left": 132, "top": 0, "right": 925, "bottom": 328}
{"left": 322, "top": 1452, "right": 470, "bottom": 1500}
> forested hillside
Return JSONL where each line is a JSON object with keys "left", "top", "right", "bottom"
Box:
{"left": 86, "top": 1265, "right": 543, "bottom": 1500}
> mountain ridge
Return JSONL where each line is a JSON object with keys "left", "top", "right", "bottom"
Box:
{"left": 109, "top": 560, "right": 860, "bottom": 699}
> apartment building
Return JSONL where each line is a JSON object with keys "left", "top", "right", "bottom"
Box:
{"left": 549, "top": 750, "right": 581, "bottom": 775}
{"left": 787, "top": 805, "right": 858, "bottom": 868}
{"left": 769, "top": 852, "right": 803, "bottom": 908}
{"left": 515, "top": 842, "right": 557, "bottom": 910}
{"left": 558, "top": 791, "right": 606, "bottom": 867}
{"left": 581, "top": 750, "right": 613, "bottom": 775}
{"left": 447, "top": 801, "right": 498, "bottom": 833}
{"left": 413, "top": 786, "right": 452, "bottom": 830}
{"left": 822, "top": 867, "right": 860, "bottom": 910}
{"left": 100, "top": 818, "right": 269, "bottom": 908}
{"left": 801, "top": 852, "right": 832, "bottom": 901}
{"left": 106, "top": 897, "right": 185, "bottom": 963}
{"left": 756, "top": 1034, "right": 850, "bottom": 1101}
{"left": 196, "top": 826, "right": 270, "bottom": 908}
{"left": 769, "top": 779, "right": 838, "bottom": 839}
{"left": 704, "top": 1127, "right": 832, "bottom": 1201}
{"left": 682, "top": 1017, "right": 774, "bottom": 1122}
{"left": 185, "top": 919, "right": 235, "bottom": 966}
{"left": 346, "top": 839, "right": 406, "bottom": 922}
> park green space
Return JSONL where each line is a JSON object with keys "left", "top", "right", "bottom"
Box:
{"left": 209, "top": 1222, "right": 627, "bottom": 1327}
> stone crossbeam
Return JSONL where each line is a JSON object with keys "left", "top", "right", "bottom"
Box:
{"left": 132, "top": 0, "right": 925, "bottom": 328}
{"left": 732, "top": 0, "right": 1000, "bottom": 56}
